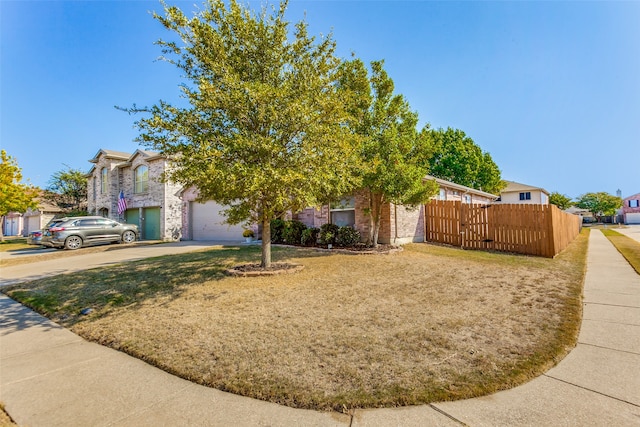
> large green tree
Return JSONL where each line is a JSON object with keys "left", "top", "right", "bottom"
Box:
{"left": 575, "top": 192, "right": 623, "bottom": 221}
{"left": 549, "top": 192, "right": 573, "bottom": 210}
{"left": 125, "top": 0, "right": 360, "bottom": 267}
{"left": 45, "top": 166, "right": 88, "bottom": 214}
{"left": 0, "top": 150, "right": 38, "bottom": 240}
{"left": 341, "top": 59, "right": 437, "bottom": 247}
{"left": 428, "top": 127, "right": 504, "bottom": 194}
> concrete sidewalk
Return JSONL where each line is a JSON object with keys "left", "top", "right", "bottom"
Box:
{"left": 1, "top": 231, "right": 639, "bottom": 426}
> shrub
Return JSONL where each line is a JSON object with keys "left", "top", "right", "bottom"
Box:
{"left": 301, "top": 227, "right": 320, "bottom": 246}
{"left": 318, "top": 223, "right": 340, "bottom": 245}
{"left": 282, "top": 220, "right": 307, "bottom": 245}
{"left": 270, "top": 219, "right": 286, "bottom": 243}
{"left": 242, "top": 229, "right": 255, "bottom": 238}
{"left": 336, "top": 226, "right": 361, "bottom": 247}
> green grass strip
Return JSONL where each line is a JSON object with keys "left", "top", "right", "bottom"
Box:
{"left": 601, "top": 229, "right": 640, "bottom": 275}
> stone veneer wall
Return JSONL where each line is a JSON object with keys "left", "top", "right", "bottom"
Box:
{"left": 119, "top": 155, "right": 182, "bottom": 241}
{"left": 87, "top": 152, "right": 182, "bottom": 241}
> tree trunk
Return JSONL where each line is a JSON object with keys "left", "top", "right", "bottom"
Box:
{"left": 0, "top": 216, "right": 5, "bottom": 242}
{"left": 369, "top": 192, "right": 383, "bottom": 249}
{"left": 261, "top": 216, "right": 271, "bottom": 268}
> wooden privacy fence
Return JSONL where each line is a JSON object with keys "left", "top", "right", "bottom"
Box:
{"left": 425, "top": 200, "right": 581, "bottom": 258}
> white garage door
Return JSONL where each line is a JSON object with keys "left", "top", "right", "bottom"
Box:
{"left": 191, "top": 201, "right": 245, "bottom": 241}
{"left": 626, "top": 213, "right": 640, "bottom": 224}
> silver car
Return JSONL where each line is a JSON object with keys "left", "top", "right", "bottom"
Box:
{"left": 41, "top": 216, "right": 138, "bottom": 250}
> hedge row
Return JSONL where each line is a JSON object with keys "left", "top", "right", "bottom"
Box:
{"left": 270, "top": 219, "right": 361, "bottom": 247}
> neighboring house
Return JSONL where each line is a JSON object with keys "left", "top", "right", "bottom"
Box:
{"left": 294, "top": 175, "right": 498, "bottom": 245}
{"left": 87, "top": 149, "right": 183, "bottom": 241}
{"left": 565, "top": 206, "right": 595, "bottom": 223}
{"left": 3, "top": 197, "right": 64, "bottom": 237}
{"left": 496, "top": 180, "right": 550, "bottom": 205}
{"left": 3, "top": 212, "right": 23, "bottom": 236}
{"left": 87, "top": 149, "right": 246, "bottom": 241}
{"left": 621, "top": 192, "right": 640, "bottom": 224}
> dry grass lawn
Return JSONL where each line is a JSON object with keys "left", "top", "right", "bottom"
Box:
{"left": 601, "top": 229, "right": 640, "bottom": 274}
{"left": 4, "top": 230, "right": 589, "bottom": 411}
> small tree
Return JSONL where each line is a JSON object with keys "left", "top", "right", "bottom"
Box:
{"left": 124, "top": 0, "right": 360, "bottom": 267}
{"left": 341, "top": 59, "right": 437, "bottom": 247}
{"left": 575, "top": 192, "right": 622, "bottom": 222}
{"left": 45, "top": 166, "right": 88, "bottom": 214}
{"left": 0, "top": 150, "right": 38, "bottom": 240}
{"left": 549, "top": 192, "right": 573, "bottom": 210}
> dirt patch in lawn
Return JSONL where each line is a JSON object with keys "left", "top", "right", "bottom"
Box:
{"left": 4, "top": 230, "right": 588, "bottom": 411}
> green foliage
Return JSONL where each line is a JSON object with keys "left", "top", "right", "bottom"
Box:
{"left": 428, "top": 127, "right": 504, "bottom": 195}
{"left": 318, "top": 223, "right": 339, "bottom": 245}
{"left": 0, "top": 150, "right": 38, "bottom": 239}
{"left": 336, "top": 226, "right": 361, "bottom": 247}
{"left": 124, "top": 0, "right": 361, "bottom": 267}
{"left": 549, "top": 192, "right": 573, "bottom": 210}
{"left": 282, "top": 220, "right": 306, "bottom": 245}
{"left": 270, "top": 219, "right": 286, "bottom": 244}
{"left": 242, "top": 229, "right": 255, "bottom": 238}
{"left": 301, "top": 227, "right": 319, "bottom": 246}
{"left": 339, "top": 59, "right": 438, "bottom": 246}
{"left": 45, "top": 166, "right": 88, "bottom": 213}
{"left": 575, "top": 192, "right": 623, "bottom": 219}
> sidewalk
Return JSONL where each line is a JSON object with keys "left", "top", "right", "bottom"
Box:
{"left": 1, "top": 231, "right": 639, "bottom": 426}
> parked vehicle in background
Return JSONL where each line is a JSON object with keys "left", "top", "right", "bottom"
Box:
{"left": 27, "top": 230, "right": 43, "bottom": 245}
{"left": 41, "top": 216, "right": 138, "bottom": 250}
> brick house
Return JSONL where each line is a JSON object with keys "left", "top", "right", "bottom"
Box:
{"left": 621, "top": 192, "right": 640, "bottom": 224}
{"left": 294, "top": 175, "right": 498, "bottom": 245}
{"left": 87, "top": 149, "right": 248, "bottom": 241}
{"left": 87, "top": 149, "right": 183, "bottom": 240}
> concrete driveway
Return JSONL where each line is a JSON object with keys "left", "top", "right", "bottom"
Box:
{"left": 0, "top": 241, "right": 243, "bottom": 287}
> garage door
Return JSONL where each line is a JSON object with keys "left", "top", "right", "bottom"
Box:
{"left": 626, "top": 213, "right": 640, "bottom": 224}
{"left": 191, "top": 201, "right": 244, "bottom": 241}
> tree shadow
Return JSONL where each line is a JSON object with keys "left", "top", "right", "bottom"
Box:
{"left": 2, "top": 245, "right": 334, "bottom": 328}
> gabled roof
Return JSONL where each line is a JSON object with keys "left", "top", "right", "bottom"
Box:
{"left": 424, "top": 175, "right": 499, "bottom": 199}
{"left": 126, "top": 149, "right": 163, "bottom": 164}
{"left": 501, "top": 180, "right": 550, "bottom": 196}
{"left": 88, "top": 149, "right": 131, "bottom": 163}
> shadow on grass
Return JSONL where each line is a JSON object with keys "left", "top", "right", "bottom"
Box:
{"left": 2, "top": 245, "right": 332, "bottom": 327}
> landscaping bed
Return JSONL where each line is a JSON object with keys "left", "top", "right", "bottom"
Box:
{"left": 3, "top": 229, "right": 589, "bottom": 412}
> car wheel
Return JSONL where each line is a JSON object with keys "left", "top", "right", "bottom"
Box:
{"left": 64, "top": 236, "right": 83, "bottom": 250}
{"left": 122, "top": 230, "right": 136, "bottom": 244}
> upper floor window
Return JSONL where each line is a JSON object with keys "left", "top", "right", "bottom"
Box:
{"left": 519, "top": 192, "right": 531, "bottom": 201}
{"left": 134, "top": 165, "right": 149, "bottom": 193}
{"left": 630, "top": 200, "right": 639, "bottom": 208}
{"left": 100, "top": 168, "right": 108, "bottom": 193}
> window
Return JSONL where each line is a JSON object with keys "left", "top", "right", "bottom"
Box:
{"left": 629, "top": 200, "right": 639, "bottom": 208}
{"left": 463, "top": 195, "right": 471, "bottom": 204}
{"left": 101, "top": 168, "right": 108, "bottom": 193}
{"left": 519, "top": 192, "right": 531, "bottom": 201}
{"left": 134, "top": 166, "right": 149, "bottom": 193}
{"left": 439, "top": 189, "right": 446, "bottom": 201}
{"left": 330, "top": 196, "right": 355, "bottom": 227}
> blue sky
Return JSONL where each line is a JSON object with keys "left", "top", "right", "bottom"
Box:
{"left": 2, "top": 0, "right": 639, "bottom": 199}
